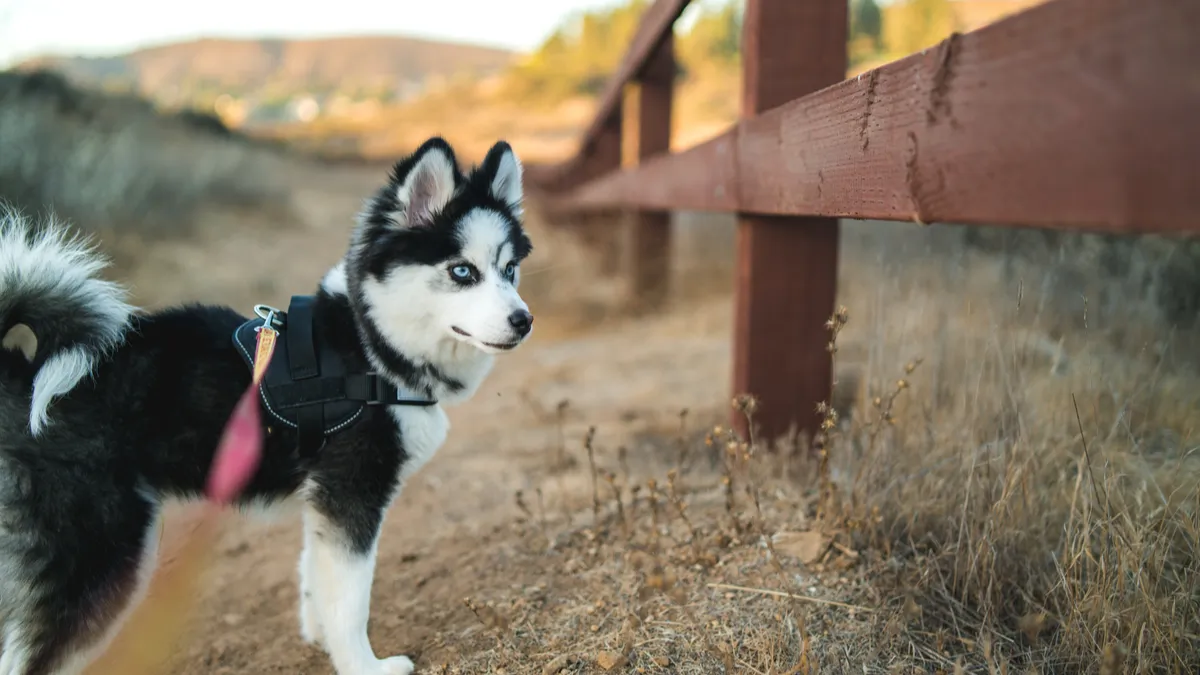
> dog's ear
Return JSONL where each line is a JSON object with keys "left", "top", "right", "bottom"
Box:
{"left": 480, "top": 141, "right": 523, "bottom": 217}
{"left": 392, "top": 137, "right": 458, "bottom": 228}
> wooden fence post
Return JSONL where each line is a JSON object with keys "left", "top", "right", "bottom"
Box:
{"left": 628, "top": 31, "right": 675, "bottom": 311}
{"left": 732, "top": 0, "right": 846, "bottom": 443}
{"left": 572, "top": 115, "right": 624, "bottom": 276}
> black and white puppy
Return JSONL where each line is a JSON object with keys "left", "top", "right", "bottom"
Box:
{"left": 0, "top": 137, "right": 533, "bottom": 675}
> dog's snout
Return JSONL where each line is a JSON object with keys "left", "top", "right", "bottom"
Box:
{"left": 507, "top": 309, "right": 534, "bottom": 336}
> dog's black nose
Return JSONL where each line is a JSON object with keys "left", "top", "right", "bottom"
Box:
{"left": 508, "top": 309, "right": 534, "bottom": 336}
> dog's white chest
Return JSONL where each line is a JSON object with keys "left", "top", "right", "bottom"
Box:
{"left": 388, "top": 404, "right": 448, "bottom": 483}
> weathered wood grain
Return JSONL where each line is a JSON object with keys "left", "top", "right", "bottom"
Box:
{"left": 563, "top": 0, "right": 1200, "bottom": 235}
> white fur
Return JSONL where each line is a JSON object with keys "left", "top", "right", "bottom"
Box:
{"left": 360, "top": 208, "right": 530, "bottom": 400}
{"left": 0, "top": 143, "right": 529, "bottom": 675}
{"left": 309, "top": 222, "right": 520, "bottom": 668}
{"left": 236, "top": 489, "right": 310, "bottom": 524}
{"left": 356, "top": 163, "right": 532, "bottom": 408}
{"left": 321, "top": 262, "right": 349, "bottom": 296}
{"left": 296, "top": 397, "right": 448, "bottom": 670}
{"left": 0, "top": 208, "right": 135, "bottom": 435}
{"left": 295, "top": 143, "right": 531, "bottom": 673}
{"left": 447, "top": 210, "right": 530, "bottom": 348}
{"left": 297, "top": 526, "right": 323, "bottom": 647}
{"left": 391, "top": 404, "right": 449, "bottom": 483}
{"left": 0, "top": 625, "right": 33, "bottom": 675}
{"left": 300, "top": 507, "right": 414, "bottom": 675}
{"left": 29, "top": 347, "right": 93, "bottom": 436}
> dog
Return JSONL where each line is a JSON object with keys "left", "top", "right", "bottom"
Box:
{"left": 0, "top": 136, "right": 534, "bottom": 675}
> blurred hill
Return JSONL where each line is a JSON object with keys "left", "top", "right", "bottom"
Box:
{"left": 1, "top": 33, "right": 514, "bottom": 236}
{"left": 7, "top": 1, "right": 1048, "bottom": 165}
{"left": 257, "top": 0, "right": 744, "bottom": 163}
{"left": 252, "top": 0, "right": 1049, "bottom": 163}
{"left": 6, "top": 0, "right": 1192, "bottom": 332}
{"left": 17, "top": 36, "right": 514, "bottom": 125}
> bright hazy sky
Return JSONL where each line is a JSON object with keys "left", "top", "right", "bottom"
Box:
{"left": 0, "top": 0, "right": 730, "bottom": 67}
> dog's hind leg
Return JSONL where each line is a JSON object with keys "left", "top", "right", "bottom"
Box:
{"left": 0, "top": 611, "right": 97, "bottom": 675}
{"left": 0, "top": 506, "right": 160, "bottom": 675}
{"left": 0, "top": 600, "right": 90, "bottom": 675}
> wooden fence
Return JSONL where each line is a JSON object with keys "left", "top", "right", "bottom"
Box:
{"left": 526, "top": 0, "right": 1200, "bottom": 441}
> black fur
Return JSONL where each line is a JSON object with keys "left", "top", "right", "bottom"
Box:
{"left": 0, "top": 137, "right": 532, "bottom": 674}
{"left": 0, "top": 293, "right": 403, "bottom": 673}
{"left": 346, "top": 138, "right": 532, "bottom": 398}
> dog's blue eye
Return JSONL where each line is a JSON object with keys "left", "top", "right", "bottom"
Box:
{"left": 450, "top": 265, "right": 474, "bottom": 281}
{"left": 504, "top": 263, "right": 516, "bottom": 280}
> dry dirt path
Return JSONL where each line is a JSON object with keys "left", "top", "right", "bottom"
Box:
{"left": 89, "top": 162, "right": 737, "bottom": 674}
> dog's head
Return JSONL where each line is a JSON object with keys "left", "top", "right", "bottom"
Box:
{"left": 348, "top": 137, "right": 535, "bottom": 361}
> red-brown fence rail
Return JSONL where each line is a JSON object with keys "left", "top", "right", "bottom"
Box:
{"left": 527, "top": 0, "right": 1200, "bottom": 442}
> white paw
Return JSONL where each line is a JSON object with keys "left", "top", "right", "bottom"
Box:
{"left": 374, "top": 655, "right": 415, "bottom": 675}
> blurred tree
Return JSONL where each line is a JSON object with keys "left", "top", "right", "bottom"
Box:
{"left": 506, "top": 0, "right": 751, "bottom": 104}
{"left": 851, "top": 0, "right": 883, "bottom": 41}
{"left": 883, "top": 0, "right": 959, "bottom": 58}
{"left": 848, "top": 0, "right": 884, "bottom": 67}
{"left": 506, "top": 0, "right": 649, "bottom": 102}
{"left": 509, "top": 0, "right": 954, "bottom": 105}
{"left": 678, "top": 1, "right": 742, "bottom": 75}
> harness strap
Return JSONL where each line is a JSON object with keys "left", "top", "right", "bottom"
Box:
{"left": 287, "top": 295, "right": 323, "bottom": 459}
{"left": 296, "top": 405, "right": 325, "bottom": 459}
{"left": 285, "top": 295, "right": 319, "bottom": 380}
{"left": 234, "top": 294, "right": 438, "bottom": 461}
{"left": 269, "top": 374, "right": 431, "bottom": 409}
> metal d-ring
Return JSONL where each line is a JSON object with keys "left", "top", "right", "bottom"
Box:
{"left": 253, "top": 304, "right": 284, "bottom": 328}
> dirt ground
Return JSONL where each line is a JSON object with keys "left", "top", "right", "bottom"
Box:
{"left": 82, "top": 160, "right": 1200, "bottom": 675}
{"left": 90, "top": 161, "right": 749, "bottom": 674}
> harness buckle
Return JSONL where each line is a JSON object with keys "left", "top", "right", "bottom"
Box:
{"left": 253, "top": 304, "right": 283, "bottom": 331}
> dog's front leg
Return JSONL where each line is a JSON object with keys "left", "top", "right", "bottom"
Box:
{"left": 301, "top": 504, "right": 413, "bottom": 675}
{"left": 297, "top": 515, "right": 325, "bottom": 647}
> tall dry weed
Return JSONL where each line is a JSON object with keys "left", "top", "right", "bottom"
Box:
{"left": 811, "top": 233, "right": 1200, "bottom": 672}
{"left": 0, "top": 70, "right": 287, "bottom": 236}
{"left": 501, "top": 217, "right": 1200, "bottom": 672}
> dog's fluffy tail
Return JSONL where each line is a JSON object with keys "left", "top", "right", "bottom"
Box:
{"left": 0, "top": 206, "right": 135, "bottom": 435}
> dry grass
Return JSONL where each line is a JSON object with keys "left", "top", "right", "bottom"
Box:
{"left": 16, "top": 129, "right": 1186, "bottom": 671}
{"left": 819, "top": 316, "right": 1199, "bottom": 671}
{"left": 27, "top": 157, "right": 1185, "bottom": 673}
{"left": 401, "top": 221, "right": 1198, "bottom": 674}
{"left": 0, "top": 69, "right": 290, "bottom": 236}
{"left": 5, "top": 66, "right": 1190, "bottom": 669}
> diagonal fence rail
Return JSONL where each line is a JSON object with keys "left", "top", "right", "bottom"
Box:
{"left": 527, "top": 0, "right": 1200, "bottom": 441}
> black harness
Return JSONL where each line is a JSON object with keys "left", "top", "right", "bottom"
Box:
{"left": 232, "top": 295, "right": 436, "bottom": 458}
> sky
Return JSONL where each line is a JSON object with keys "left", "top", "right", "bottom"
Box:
{"left": 0, "top": 0, "right": 677, "bottom": 67}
